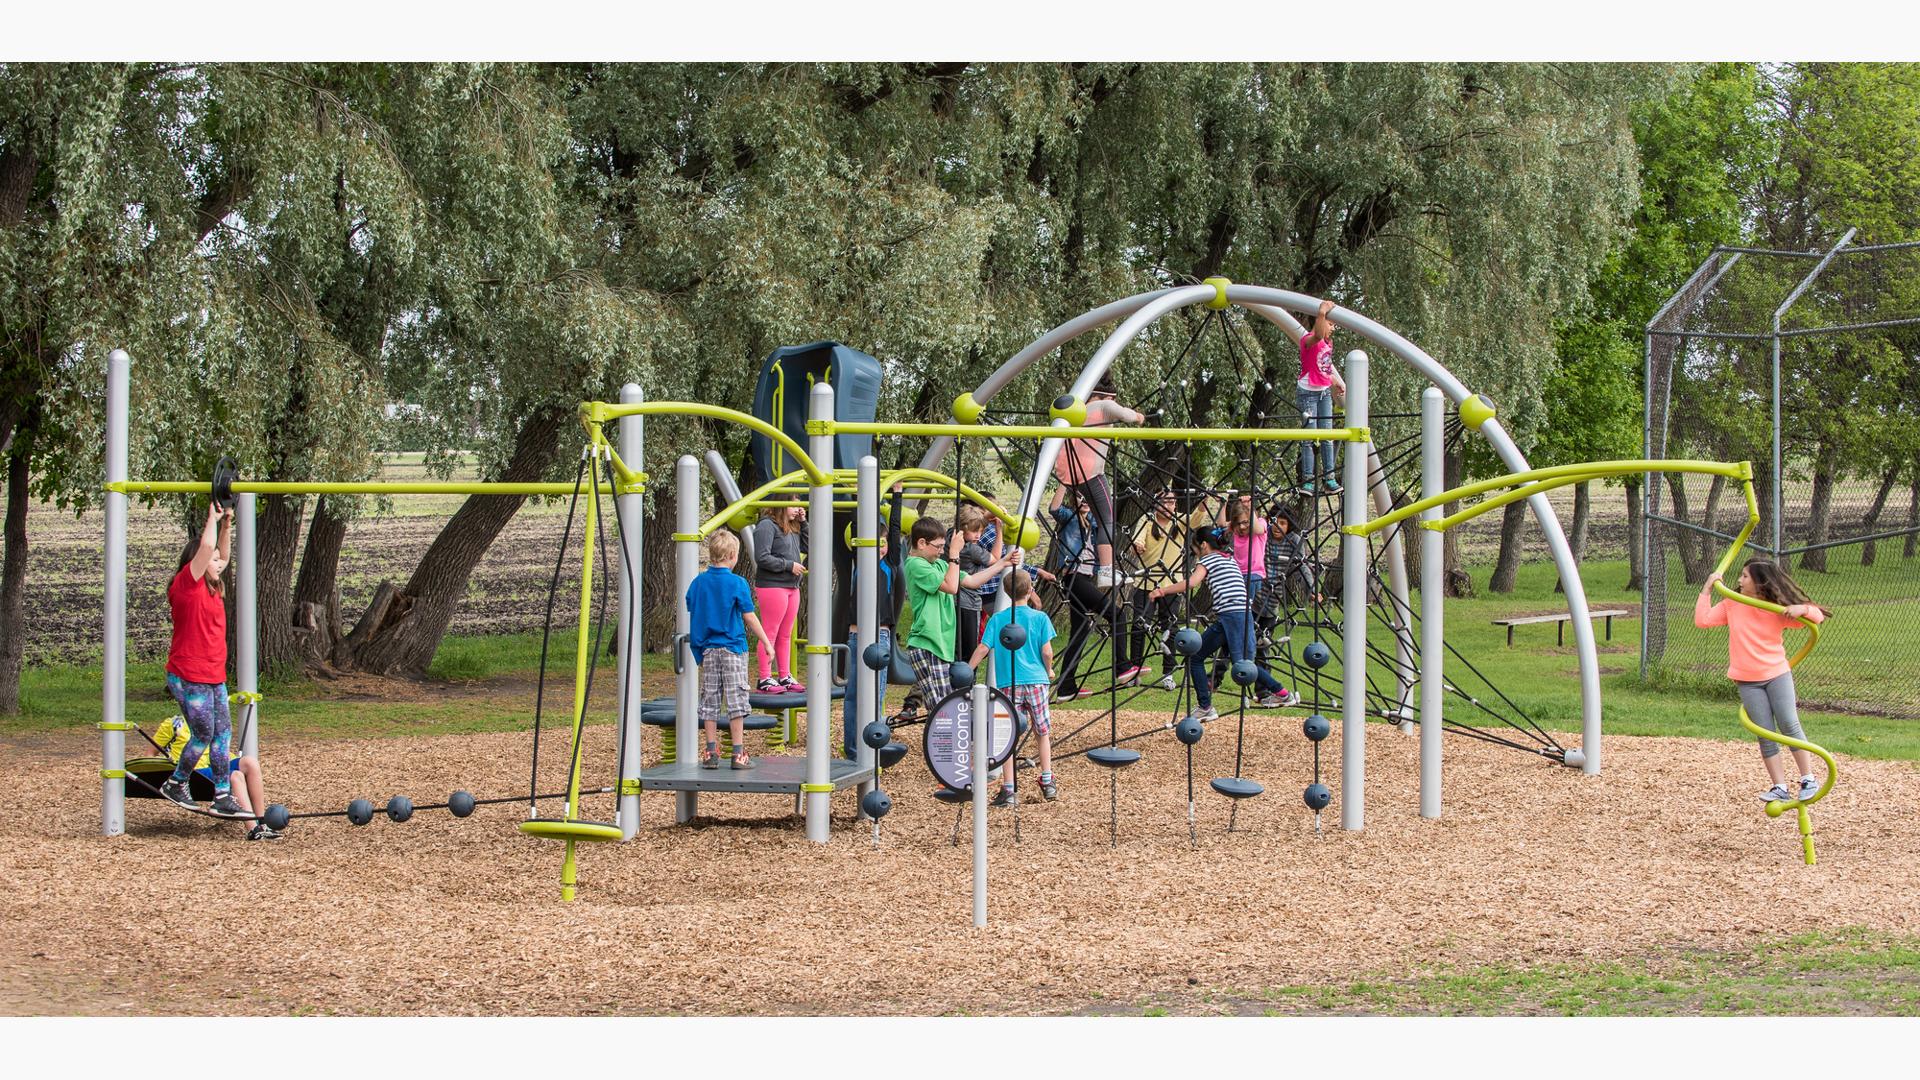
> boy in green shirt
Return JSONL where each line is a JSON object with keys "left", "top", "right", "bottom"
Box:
{"left": 903, "top": 517, "right": 964, "bottom": 706}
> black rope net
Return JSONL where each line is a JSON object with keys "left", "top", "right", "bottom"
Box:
{"left": 948, "top": 305, "right": 1561, "bottom": 780}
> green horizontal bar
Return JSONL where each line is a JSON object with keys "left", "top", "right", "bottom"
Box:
{"left": 1347, "top": 459, "right": 1750, "bottom": 538}
{"left": 826, "top": 421, "right": 1371, "bottom": 443}
{"left": 113, "top": 480, "right": 633, "bottom": 497}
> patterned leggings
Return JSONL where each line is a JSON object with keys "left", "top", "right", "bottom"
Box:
{"left": 165, "top": 673, "right": 232, "bottom": 794}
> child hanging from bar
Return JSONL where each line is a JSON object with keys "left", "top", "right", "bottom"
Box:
{"left": 686, "top": 529, "right": 777, "bottom": 770}
{"left": 1051, "top": 372, "right": 1142, "bottom": 591}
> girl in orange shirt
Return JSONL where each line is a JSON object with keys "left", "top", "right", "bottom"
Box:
{"left": 1694, "top": 559, "right": 1830, "bottom": 803}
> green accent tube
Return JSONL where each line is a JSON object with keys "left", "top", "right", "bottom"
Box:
{"left": 827, "top": 421, "right": 1369, "bottom": 444}
{"left": 583, "top": 400, "right": 827, "bottom": 484}
{"left": 1349, "top": 459, "right": 1749, "bottom": 538}
{"left": 115, "top": 479, "right": 628, "bottom": 498}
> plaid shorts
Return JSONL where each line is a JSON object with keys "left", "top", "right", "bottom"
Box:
{"left": 905, "top": 644, "right": 953, "bottom": 705}
{"left": 699, "top": 647, "right": 751, "bottom": 725}
{"left": 1010, "top": 682, "right": 1051, "bottom": 737}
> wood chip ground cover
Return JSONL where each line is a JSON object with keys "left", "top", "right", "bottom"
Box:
{"left": 4, "top": 715, "right": 1916, "bottom": 1015}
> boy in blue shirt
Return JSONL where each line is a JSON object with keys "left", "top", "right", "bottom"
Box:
{"left": 686, "top": 530, "right": 776, "bottom": 769}
{"left": 968, "top": 569, "right": 1057, "bottom": 804}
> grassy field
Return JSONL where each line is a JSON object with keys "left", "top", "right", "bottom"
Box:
{"left": 1093, "top": 929, "right": 1920, "bottom": 1016}
{"left": 13, "top": 558, "right": 1918, "bottom": 764}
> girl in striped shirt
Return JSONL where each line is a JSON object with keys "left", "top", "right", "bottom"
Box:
{"left": 1149, "top": 526, "right": 1296, "bottom": 720}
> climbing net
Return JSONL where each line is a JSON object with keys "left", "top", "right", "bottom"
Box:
{"left": 945, "top": 305, "right": 1567, "bottom": 809}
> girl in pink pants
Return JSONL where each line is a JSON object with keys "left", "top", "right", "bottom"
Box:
{"left": 751, "top": 505, "right": 808, "bottom": 692}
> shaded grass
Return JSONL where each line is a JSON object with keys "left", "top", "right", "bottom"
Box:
{"left": 1101, "top": 928, "right": 1920, "bottom": 1016}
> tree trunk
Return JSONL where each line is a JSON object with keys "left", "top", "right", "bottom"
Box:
{"left": 1442, "top": 445, "right": 1470, "bottom": 597}
{"left": 291, "top": 496, "right": 349, "bottom": 664}
{"left": 1554, "top": 481, "right": 1591, "bottom": 594}
{"left": 0, "top": 435, "right": 31, "bottom": 714}
{"left": 638, "top": 494, "right": 677, "bottom": 651}
{"left": 339, "top": 406, "right": 570, "bottom": 675}
{"left": 1487, "top": 500, "right": 1527, "bottom": 593}
{"left": 1858, "top": 466, "right": 1899, "bottom": 567}
{"left": 1665, "top": 473, "right": 1709, "bottom": 584}
{"left": 253, "top": 494, "right": 306, "bottom": 675}
{"left": 1625, "top": 476, "right": 1644, "bottom": 591}
{"left": 1797, "top": 439, "right": 1840, "bottom": 573}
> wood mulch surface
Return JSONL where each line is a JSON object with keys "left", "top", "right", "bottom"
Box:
{"left": 3, "top": 714, "right": 1917, "bottom": 1015}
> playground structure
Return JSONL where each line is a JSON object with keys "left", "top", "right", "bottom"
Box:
{"left": 97, "top": 277, "right": 1837, "bottom": 903}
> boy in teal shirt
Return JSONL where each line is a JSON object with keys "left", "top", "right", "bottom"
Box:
{"left": 968, "top": 568, "right": 1057, "bottom": 804}
{"left": 903, "top": 517, "right": 964, "bottom": 708}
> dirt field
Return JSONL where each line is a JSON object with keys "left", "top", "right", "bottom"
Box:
{"left": 4, "top": 711, "right": 1916, "bottom": 1016}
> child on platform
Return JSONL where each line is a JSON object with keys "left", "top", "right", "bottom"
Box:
{"left": 686, "top": 530, "right": 776, "bottom": 770}
{"left": 1149, "top": 526, "right": 1297, "bottom": 720}
{"left": 1695, "top": 560, "right": 1830, "bottom": 803}
{"left": 969, "top": 569, "right": 1057, "bottom": 805}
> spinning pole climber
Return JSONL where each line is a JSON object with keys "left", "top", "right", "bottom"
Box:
{"left": 1350, "top": 454, "right": 1837, "bottom": 859}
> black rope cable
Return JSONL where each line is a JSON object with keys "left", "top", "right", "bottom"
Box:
{"left": 529, "top": 451, "right": 588, "bottom": 811}
{"left": 559, "top": 454, "right": 618, "bottom": 808}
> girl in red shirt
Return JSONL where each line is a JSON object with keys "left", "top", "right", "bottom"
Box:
{"left": 160, "top": 502, "right": 246, "bottom": 819}
{"left": 1695, "top": 559, "right": 1830, "bottom": 804}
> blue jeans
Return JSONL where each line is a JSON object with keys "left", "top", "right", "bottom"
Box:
{"left": 843, "top": 627, "right": 891, "bottom": 760}
{"left": 1296, "top": 386, "right": 1338, "bottom": 487}
{"left": 1190, "top": 609, "right": 1283, "bottom": 709}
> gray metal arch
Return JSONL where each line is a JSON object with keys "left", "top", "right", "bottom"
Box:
{"left": 916, "top": 283, "right": 1601, "bottom": 775}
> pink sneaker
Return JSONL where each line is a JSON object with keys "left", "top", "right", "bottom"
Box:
{"left": 1114, "top": 665, "right": 1143, "bottom": 687}
{"left": 779, "top": 675, "right": 807, "bottom": 693}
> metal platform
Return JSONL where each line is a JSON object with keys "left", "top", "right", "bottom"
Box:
{"left": 639, "top": 755, "right": 873, "bottom": 796}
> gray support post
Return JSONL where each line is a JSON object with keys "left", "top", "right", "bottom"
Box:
{"left": 855, "top": 455, "right": 879, "bottom": 807}
{"left": 102, "top": 349, "right": 130, "bottom": 837}
{"left": 1341, "top": 350, "right": 1369, "bottom": 831}
{"left": 1420, "top": 388, "right": 1444, "bottom": 819}
{"left": 971, "top": 654, "right": 990, "bottom": 928}
{"left": 616, "top": 384, "right": 644, "bottom": 839}
{"left": 673, "top": 454, "right": 701, "bottom": 824}
{"left": 804, "top": 385, "right": 837, "bottom": 842}
{"left": 235, "top": 492, "right": 258, "bottom": 761}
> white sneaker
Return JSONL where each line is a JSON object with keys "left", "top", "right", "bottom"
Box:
{"left": 1154, "top": 674, "right": 1177, "bottom": 692}
{"left": 1254, "top": 689, "right": 1296, "bottom": 709}
{"left": 1094, "top": 565, "right": 1129, "bottom": 591}
{"left": 1194, "top": 706, "right": 1219, "bottom": 723}
{"left": 1797, "top": 776, "right": 1819, "bottom": 801}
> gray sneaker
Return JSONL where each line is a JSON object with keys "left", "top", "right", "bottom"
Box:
{"left": 209, "top": 793, "right": 247, "bottom": 818}
{"left": 1041, "top": 782, "right": 1059, "bottom": 801}
{"left": 1254, "top": 689, "right": 1297, "bottom": 709}
{"left": 1759, "top": 784, "right": 1792, "bottom": 804}
{"left": 159, "top": 778, "right": 197, "bottom": 809}
{"left": 1797, "top": 777, "right": 1819, "bottom": 801}
{"left": 1194, "top": 706, "right": 1220, "bottom": 723}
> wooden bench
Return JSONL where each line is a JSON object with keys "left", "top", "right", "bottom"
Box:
{"left": 1492, "top": 609, "right": 1634, "bottom": 647}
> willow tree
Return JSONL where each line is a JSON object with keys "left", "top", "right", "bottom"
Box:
{"left": 0, "top": 63, "right": 239, "bottom": 713}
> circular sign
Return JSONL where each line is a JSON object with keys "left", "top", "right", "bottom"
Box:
{"left": 922, "top": 687, "right": 1020, "bottom": 792}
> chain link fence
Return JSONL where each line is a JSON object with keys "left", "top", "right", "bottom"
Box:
{"left": 1644, "top": 232, "right": 1920, "bottom": 717}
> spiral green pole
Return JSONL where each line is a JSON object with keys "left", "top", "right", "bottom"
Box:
{"left": 1711, "top": 480, "right": 1834, "bottom": 866}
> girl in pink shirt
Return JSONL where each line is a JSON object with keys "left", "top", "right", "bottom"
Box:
{"left": 1694, "top": 559, "right": 1830, "bottom": 803}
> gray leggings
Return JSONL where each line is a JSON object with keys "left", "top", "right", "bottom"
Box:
{"left": 1736, "top": 671, "right": 1805, "bottom": 758}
